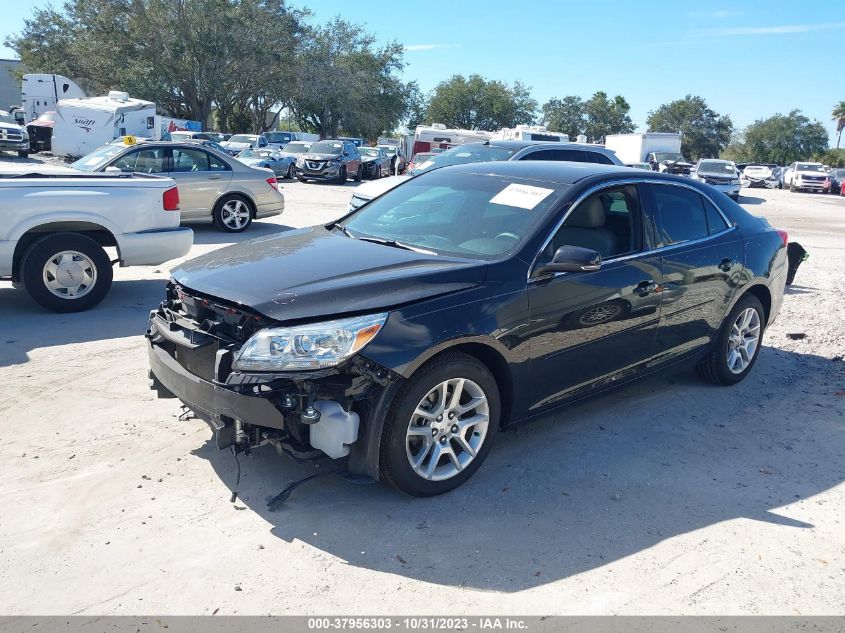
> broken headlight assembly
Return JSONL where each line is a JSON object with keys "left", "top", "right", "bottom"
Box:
{"left": 232, "top": 312, "right": 388, "bottom": 371}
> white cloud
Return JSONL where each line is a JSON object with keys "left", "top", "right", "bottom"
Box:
{"left": 403, "top": 44, "right": 458, "bottom": 51}
{"left": 695, "top": 21, "right": 845, "bottom": 36}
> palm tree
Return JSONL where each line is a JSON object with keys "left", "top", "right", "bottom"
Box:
{"left": 833, "top": 101, "right": 845, "bottom": 149}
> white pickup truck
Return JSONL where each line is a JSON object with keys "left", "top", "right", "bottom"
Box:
{"left": 0, "top": 171, "right": 193, "bottom": 312}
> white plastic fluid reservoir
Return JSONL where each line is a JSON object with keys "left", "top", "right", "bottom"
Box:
{"left": 309, "top": 400, "right": 360, "bottom": 459}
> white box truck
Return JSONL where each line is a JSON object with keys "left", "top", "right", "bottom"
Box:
{"left": 21, "top": 73, "right": 86, "bottom": 121}
{"left": 51, "top": 91, "right": 157, "bottom": 158}
{"left": 605, "top": 132, "right": 692, "bottom": 175}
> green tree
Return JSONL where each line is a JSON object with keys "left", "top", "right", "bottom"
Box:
{"left": 424, "top": 74, "right": 537, "bottom": 130}
{"left": 647, "top": 95, "right": 732, "bottom": 161}
{"left": 541, "top": 96, "right": 585, "bottom": 141}
{"left": 727, "top": 111, "right": 829, "bottom": 165}
{"left": 833, "top": 100, "right": 845, "bottom": 149}
{"left": 582, "top": 92, "right": 635, "bottom": 143}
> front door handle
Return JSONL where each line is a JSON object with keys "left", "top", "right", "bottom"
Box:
{"left": 207, "top": 174, "right": 222, "bottom": 180}
{"left": 718, "top": 258, "right": 733, "bottom": 272}
{"left": 635, "top": 280, "right": 658, "bottom": 296}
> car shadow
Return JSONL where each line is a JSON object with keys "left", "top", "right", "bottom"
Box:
{"left": 195, "top": 346, "right": 845, "bottom": 593}
{"left": 189, "top": 221, "right": 296, "bottom": 246}
{"left": 737, "top": 194, "right": 766, "bottom": 205}
{"left": 0, "top": 278, "right": 166, "bottom": 367}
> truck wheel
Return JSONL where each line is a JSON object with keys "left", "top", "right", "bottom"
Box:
{"left": 20, "top": 232, "right": 113, "bottom": 312}
{"left": 213, "top": 194, "right": 253, "bottom": 232}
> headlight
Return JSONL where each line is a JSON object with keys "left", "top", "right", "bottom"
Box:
{"left": 296, "top": 158, "right": 305, "bottom": 167}
{"left": 232, "top": 313, "right": 388, "bottom": 371}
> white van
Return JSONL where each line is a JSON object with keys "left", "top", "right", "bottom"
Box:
{"left": 52, "top": 91, "right": 157, "bottom": 158}
{"left": 21, "top": 73, "right": 86, "bottom": 121}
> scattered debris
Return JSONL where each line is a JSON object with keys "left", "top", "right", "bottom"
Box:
{"left": 395, "top": 555, "right": 407, "bottom": 565}
{"left": 234, "top": 585, "right": 242, "bottom": 592}
{"left": 786, "top": 332, "right": 806, "bottom": 340}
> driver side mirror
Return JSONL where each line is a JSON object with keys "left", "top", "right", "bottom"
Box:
{"left": 533, "top": 246, "right": 602, "bottom": 278}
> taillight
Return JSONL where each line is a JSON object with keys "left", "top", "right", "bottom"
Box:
{"left": 163, "top": 186, "right": 180, "bottom": 211}
{"left": 776, "top": 229, "right": 788, "bottom": 247}
{"left": 267, "top": 176, "right": 278, "bottom": 191}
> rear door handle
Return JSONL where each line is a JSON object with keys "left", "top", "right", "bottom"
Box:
{"left": 207, "top": 174, "right": 222, "bottom": 180}
{"left": 719, "top": 258, "right": 733, "bottom": 272}
{"left": 635, "top": 280, "right": 658, "bottom": 296}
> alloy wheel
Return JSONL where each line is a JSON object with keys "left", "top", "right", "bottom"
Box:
{"left": 727, "top": 307, "right": 761, "bottom": 374}
{"left": 405, "top": 378, "right": 489, "bottom": 481}
{"left": 580, "top": 303, "right": 622, "bottom": 325}
{"left": 42, "top": 250, "right": 97, "bottom": 299}
{"left": 221, "top": 199, "right": 251, "bottom": 230}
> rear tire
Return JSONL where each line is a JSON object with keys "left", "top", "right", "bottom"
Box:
{"left": 286, "top": 164, "right": 295, "bottom": 179}
{"left": 20, "top": 232, "right": 113, "bottom": 312}
{"left": 696, "top": 294, "right": 765, "bottom": 386}
{"left": 213, "top": 194, "right": 253, "bottom": 232}
{"left": 379, "top": 352, "right": 499, "bottom": 496}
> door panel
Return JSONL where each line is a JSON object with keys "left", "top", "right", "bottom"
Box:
{"left": 168, "top": 148, "right": 232, "bottom": 218}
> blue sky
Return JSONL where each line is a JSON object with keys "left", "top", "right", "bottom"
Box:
{"left": 2, "top": 1, "right": 843, "bottom": 142}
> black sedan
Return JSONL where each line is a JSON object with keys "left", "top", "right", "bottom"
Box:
{"left": 147, "top": 162, "right": 789, "bottom": 497}
{"left": 359, "top": 146, "right": 390, "bottom": 179}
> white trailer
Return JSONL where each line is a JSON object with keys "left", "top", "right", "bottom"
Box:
{"left": 605, "top": 132, "right": 692, "bottom": 174}
{"left": 21, "top": 74, "right": 86, "bottom": 121}
{"left": 490, "top": 125, "right": 569, "bottom": 143}
{"left": 51, "top": 91, "right": 157, "bottom": 158}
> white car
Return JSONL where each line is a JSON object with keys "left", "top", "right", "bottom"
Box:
{"left": 220, "top": 134, "right": 269, "bottom": 156}
{"left": 690, "top": 159, "right": 742, "bottom": 201}
{"left": 782, "top": 162, "right": 831, "bottom": 193}
{"left": 0, "top": 171, "right": 193, "bottom": 311}
{"left": 0, "top": 110, "right": 30, "bottom": 158}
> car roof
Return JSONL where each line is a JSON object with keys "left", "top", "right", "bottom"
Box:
{"left": 432, "top": 159, "right": 688, "bottom": 186}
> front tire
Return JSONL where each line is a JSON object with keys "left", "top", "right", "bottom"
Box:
{"left": 379, "top": 352, "right": 500, "bottom": 496}
{"left": 286, "top": 163, "right": 296, "bottom": 179}
{"left": 213, "top": 194, "right": 253, "bottom": 232}
{"left": 20, "top": 232, "right": 113, "bottom": 312}
{"left": 696, "top": 294, "right": 765, "bottom": 385}
{"left": 354, "top": 165, "right": 363, "bottom": 182}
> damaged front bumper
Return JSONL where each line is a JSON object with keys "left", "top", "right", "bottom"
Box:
{"left": 145, "top": 288, "right": 400, "bottom": 476}
{"left": 741, "top": 176, "right": 778, "bottom": 189}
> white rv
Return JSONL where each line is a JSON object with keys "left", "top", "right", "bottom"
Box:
{"left": 491, "top": 125, "right": 569, "bottom": 143}
{"left": 21, "top": 74, "right": 86, "bottom": 121}
{"left": 52, "top": 91, "right": 157, "bottom": 158}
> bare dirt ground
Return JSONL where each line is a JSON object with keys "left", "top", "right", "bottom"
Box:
{"left": 1, "top": 155, "right": 843, "bottom": 615}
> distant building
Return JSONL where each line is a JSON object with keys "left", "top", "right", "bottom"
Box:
{"left": 0, "top": 59, "right": 22, "bottom": 110}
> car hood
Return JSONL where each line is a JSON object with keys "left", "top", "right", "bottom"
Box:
{"left": 238, "top": 157, "right": 268, "bottom": 166}
{"left": 301, "top": 152, "right": 342, "bottom": 161}
{"left": 0, "top": 123, "right": 24, "bottom": 133}
{"left": 352, "top": 175, "right": 410, "bottom": 200}
{"left": 171, "top": 226, "right": 487, "bottom": 321}
{"left": 360, "top": 155, "right": 379, "bottom": 162}
{"left": 222, "top": 141, "right": 253, "bottom": 149}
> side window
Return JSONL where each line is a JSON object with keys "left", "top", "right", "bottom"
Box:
{"left": 113, "top": 148, "right": 166, "bottom": 173}
{"left": 548, "top": 185, "right": 641, "bottom": 259}
{"left": 649, "top": 185, "right": 709, "bottom": 246}
{"left": 171, "top": 148, "right": 209, "bottom": 172}
{"left": 703, "top": 197, "right": 730, "bottom": 234}
{"left": 207, "top": 152, "right": 229, "bottom": 171}
{"left": 520, "top": 149, "right": 588, "bottom": 162}
{"left": 258, "top": 137, "right": 267, "bottom": 147}
{"left": 587, "top": 152, "right": 614, "bottom": 165}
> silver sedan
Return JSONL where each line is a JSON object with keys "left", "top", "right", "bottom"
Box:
{"left": 72, "top": 140, "right": 284, "bottom": 232}
{"left": 236, "top": 148, "right": 297, "bottom": 179}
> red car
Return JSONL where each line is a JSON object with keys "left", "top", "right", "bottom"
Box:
{"left": 406, "top": 151, "right": 436, "bottom": 172}
{"left": 26, "top": 111, "right": 56, "bottom": 153}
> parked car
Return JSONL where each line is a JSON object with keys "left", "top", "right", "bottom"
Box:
{"left": 146, "top": 161, "right": 788, "bottom": 496}
{"left": 236, "top": 148, "right": 296, "bottom": 179}
{"left": 348, "top": 140, "right": 623, "bottom": 211}
{"left": 827, "top": 168, "right": 845, "bottom": 194}
{"left": 265, "top": 131, "right": 299, "bottom": 147}
{"left": 277, "top": 140, "right": 312, "bottom": 159}
{"left": 0, "top": 110, "right": 30, "bottom": 157}
{"left": 26, "top": 111, "right": 56, "bottom": 152}
{"left": 220, "top": 134, "right": 269, "bottom": 156}
{"left": 0, "top": 170, "right": 192, "bottom": 312}
{"left": 783, "top": 162, "right": 831, "bottom": 193}
{"left": 71, "top": 141, "right": 284, "bottom": 232}
{"left": 376, "top": 144, "right": 405, "bottom": 174}
{"left": 359, "top": 147, "right": 390, "bottom": 179}
{"left": 741, "top": 164, "right": 781, "bottom": 189}
{"left": 690, "top": 159, "right": 742, "bottom": 200}
{"left": 406, "top": 151, "right": 436, "bottom": 173}
{"left": 295, "top": 139, "right": 363, "bottom": 183}
{"left": 626, "top": 162, "right": 652, "bottom": 170}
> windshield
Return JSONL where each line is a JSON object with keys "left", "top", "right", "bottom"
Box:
{"left": 360, "top": 148, "right": 380, "bottom": 157}
{"left": 699, "top": 160, "right": 735, "bottom": 174}
{"left": 265, "top": 132, "right": 292, "bottom": 143}
{"left": 796, "top": 163, "right": 825, "bottom": 172}
{"left": 228, "top": 135, "right": 257, "bottom": 144}
{"left": 340, "top": 170, "right": 566, "bottom": 260}
{"left": 0, "top": 112, "right": 17, "bottom": 125}
{"left": 70, "top": 144, "right": 128, "bottom": 172}
{"left": 239, "top": 149, "right": 273, "bottom": 158}
{"left": 653, "top": 152, "right": 685, "bottom": 162}
{"left": 377, "top": 146, "right": 397, "bottom": 156}
{"left": 309, "top": 140, "right": 344, "bottom": 154}
{"left": 282, "top": 142, "right": 310, "bottom": 154}
{"left": 408, "top": 144, "right": 518, "bottom": 176}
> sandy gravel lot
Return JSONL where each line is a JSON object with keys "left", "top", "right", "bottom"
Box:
{"left": 1, "top": 156, "right": 843, "bottom": 615}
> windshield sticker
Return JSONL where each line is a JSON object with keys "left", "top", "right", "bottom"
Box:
{"left": 490, "top": 183, "right": 555, "bottom": 210}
